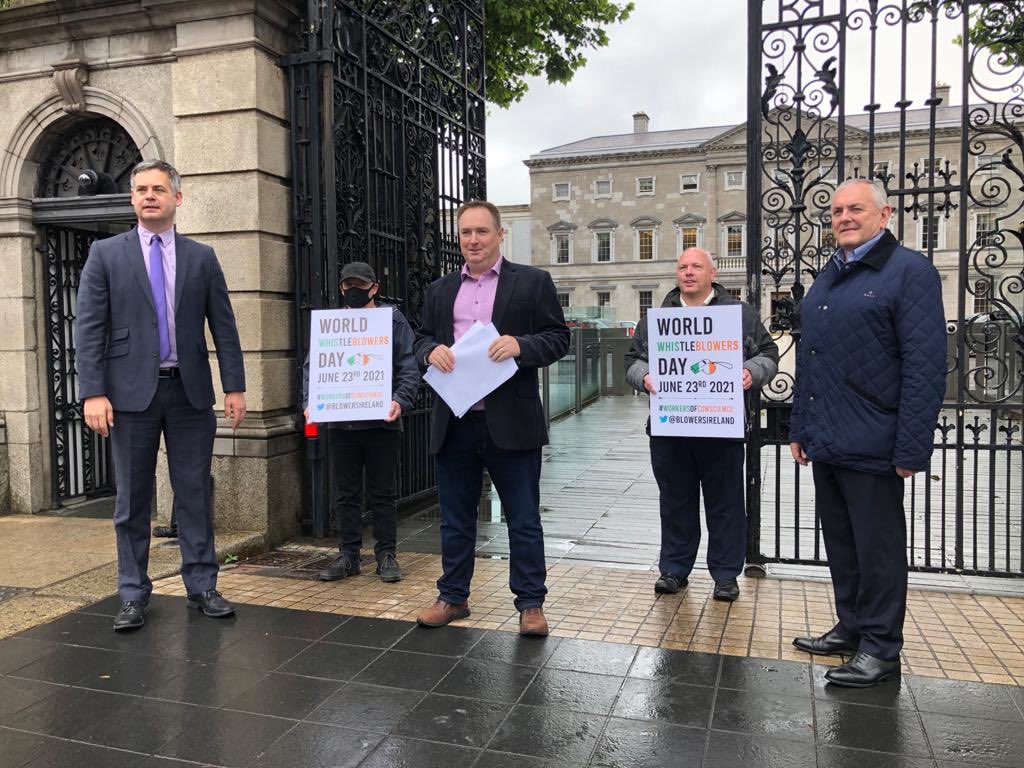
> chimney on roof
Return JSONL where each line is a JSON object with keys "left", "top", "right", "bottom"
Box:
{"left": 935, "top": 82, "right": 951, "bottom": 105}
{"left": 633, "top": 111, "right": 650, "bottom": 134}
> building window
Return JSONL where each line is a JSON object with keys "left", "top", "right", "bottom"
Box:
{"left": 595, "top": 231, "right": 612, "bottom": 262}
{"left": 872, "top": 160, "right": 890, "bottom": 181}
{"left": 725, "top": 225, "right": 744, "bottom": 258}
{"left": 594, "top": 179, "right": 612, "bottom": 197}
{"left": 920, "top": 157, "right": 949, "bottom": 179}
{"left": 724, "top": 170, "right": 745, "bottom": 190}
{"left": 973, "top": 280, "right": 992, "bottom": 315}
{"left": 597, "top": 291, "right": 611, "bottom": 308}
{"left": 680, "top": 227, "right": 698, "bottom": 251}
{"left": 976, "top": 152, "right": 1002, "bottom": 175}
{"left": 557, "top": 292, "right": 570, "bottom": 309}
{"left": 727, "top": 288, "right": 742, "bottom": 301}
{"left": 820, "top": 222, "right": 835, "bottom": 251}
{"left": 638, "top": 290, "right": 653, "bottom": 319}
{"left": 919, "top": 215, "right": 943, "bottom": 250}
{"left": 552, "top": 182, "right": 570, "bottom": 201}
{"left": 975, "top": 212, "right": 998, "bottom": 246}
{"left": 552, "top": 233, "right": 572, "bottom": 264}
{"left": 680, "top": 173, "right": 699, "bottom": 193}
{"left": 637, "top": 229, "right": 655, "bottom": 261}
{"left": 636, "top": 176, "right": 655, "bottom": 195}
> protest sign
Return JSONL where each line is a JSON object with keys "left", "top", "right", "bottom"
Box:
{"left": 648, "top": 304, "right": 744, "bottom": 438}
{"left": 307, "top": 308, "right": 392, "bottom": 422}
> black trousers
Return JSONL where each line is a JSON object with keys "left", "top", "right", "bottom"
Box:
{"left": 649, "top": 436, "right": 746, "bottom": 581}
{"left": 813, "top": 461, "right": 907, "bottom": 661}
{"left": 330, "top": 428, "right": 401, "bottom": 558}
{"left": 110, "top": 377, "right": 217, "bottom": 601}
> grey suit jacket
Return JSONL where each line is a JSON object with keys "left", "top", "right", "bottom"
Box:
{"left": 75, "top": 227, "right": 245, "bottom": 412}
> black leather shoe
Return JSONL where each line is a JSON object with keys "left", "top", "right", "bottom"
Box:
{"left": 654, "top": 573, "right": 688, "bottom": 594}
{"left": 186, "top": 589, "right": 235, "bottom": 618}
{"left": 152, "top": 525, "right": 178, "bottom": 538}
{"left": 113, "top": 599, "right": 149, "bottom": 631}
{"left": 376, "top": 552, "right": 402, "bottom": 583}
{"left": 713, "top": 579, "right": 740, "bottom": 602}
{"left": 793, "top": 630, "right": 859, "bottom": 656}
{"left": 318, "top": 553, "right": 361, "bottom": 581}
{"left": 825, "top": 651, "right": 900, "bottom": 688}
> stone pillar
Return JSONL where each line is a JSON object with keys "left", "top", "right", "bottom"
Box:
{"left": 705, "top": 164, "right": 719, "bottom": 258}
{"left": 154, "top": 14, "right": 302, "bottom": 544}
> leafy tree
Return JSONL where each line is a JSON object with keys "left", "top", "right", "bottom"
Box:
{"left": 484, "top": 0, "right": 634, "bottom": 108}
{"left": 937, "top": 0, "right": 1024, "bottom": 68}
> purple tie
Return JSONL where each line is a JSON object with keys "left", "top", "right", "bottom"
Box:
{"left": 149, "top": 234, "right": 170, "bottom": 361}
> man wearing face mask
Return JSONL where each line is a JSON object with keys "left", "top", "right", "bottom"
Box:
{"left": 302, "top": 262, "right": 420, "bottom": 582}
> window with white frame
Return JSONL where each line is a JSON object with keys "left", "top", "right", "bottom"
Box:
{"left": 975, "top": 212, "right": 998, "bottom": 246}
{"left": 679, "top": 173, "right": 700, "bottom": 193}
{"left": 976, "top": 152, "right": 1003, "bottom": 173}
{"left": 552, "top": 182, "right": 571, "bottom": 201}
{"left": 636, "top": 176, "right": 655, "bottom": 195}
{"left": 726, "top": 288, "right": 742, "bottom": 301}
{"left": 637, "top": 229, "right": 655, "bottom": 260}
{"left": 594, "top": 231, "right": 612, "bottom": 262}
{"left": 680, "top": 227, "right": 699, "bottom": 251}
{"left": 597, "top": 291, "right": 611, "bottom": 308}
{"left": 725, "top": 224, "right": 744, "bottom": 258}
{"left": 724, "top": 170, "right": 745, "bottom": 190}
{"left": 973, "top": 279, "right": 992, "bottom": 314}
{"left": 820, "top": 221, "right": 835, "bottom": 251}
{"left": 638, "top": 290, "right": 653, "bottom": 319}
{"left": 557, "top": 292, "right": 570, "bottom": 309}
{"left": 594, "top": 179, "right": 612, "bottom": 197}
{"left": 919, "top": 215, "right": 943, "bottom": 250}
{"left": 553, "top": 233, "right": 571, "bottom": 264}
{"left": 921, "top": 157, "right": 949, "bottom": 178}
{"left": 872, "top": 160, "right": 890, "bottom": 180}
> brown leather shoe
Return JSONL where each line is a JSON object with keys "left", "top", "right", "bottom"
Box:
{"left": 519, "top": 607, "right": 549, "bottom": 637}
{"left": 416, "top": 599, "right": 470, "bottom": 627}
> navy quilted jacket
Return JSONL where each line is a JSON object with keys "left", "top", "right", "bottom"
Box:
{"left": 788, "top": 231, "right": 946, "bottom": 475}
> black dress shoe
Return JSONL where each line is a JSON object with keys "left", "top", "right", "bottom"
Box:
{"left": 793, "top": 630, "right": 858, "bottom": 656}
{"left": 318, "top": 553, "right": 361, "bottom": 581}
{"left": 186, "top": 589, "right": 235, "bottom": 618}
{"left": 113, "top": 600, "right": 149, "bottom": 631}
{"left": 825, "top": 651, "right": 900, "bottom": 688}
{"left": 713, "top": 578, "right": 740, "bottom": 602}
{"left": 152, "top": 525, "right": 178, "bottom": 538}
{"left": 375, "top": 552, "right": 402, "bottom": 583}
{"left": 654, "top": 573, "right": 688, "bottom": 594}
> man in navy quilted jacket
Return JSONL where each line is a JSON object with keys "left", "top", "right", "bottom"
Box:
{"left": 788, "top": 179, "right": 946, "bottom": 687}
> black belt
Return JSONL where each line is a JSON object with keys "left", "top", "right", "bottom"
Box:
{"left": 158, "top": 367, "right": 181, "bottom": 379}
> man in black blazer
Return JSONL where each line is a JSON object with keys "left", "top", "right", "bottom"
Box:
{"left": 414, "top": 200, "right": 569, "bottom": 635}
{"left": 76, "top": 160, "right": 246, "bottom": 631}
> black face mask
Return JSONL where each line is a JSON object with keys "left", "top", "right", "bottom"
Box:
{"left": 341, "top": 286, "right": 373, "bottom": 308}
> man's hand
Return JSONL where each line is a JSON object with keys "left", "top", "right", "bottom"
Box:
{"left": 789, "top": 441, "right": 809, "bottom": 466}
{"left": 384, "top": 400, "right": 402, "bottom": 422}
{"left": 224, "top": 391, "right": 246, "bottom": 430}
{"left": 84, "top": 396, "right": 114, "bottom": 437}
{"left": 895, "top": 467, "right": 917, "bottom": 478}
{"left": 488, "top": 335, "right": 521, "bottom": 362}
{"left": 742, "top": 368, "right": 753, "bottom": 391}
{"left": 642, "top": 374, "right": 657, "bottom": 395}
{"left": 428, "top": 345, "right": 455, "bottom": 373}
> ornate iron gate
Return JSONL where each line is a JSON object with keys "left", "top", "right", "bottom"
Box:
{"left": 285, "top": 0, "right": 487, "bottom": 531}
{"left": 746, "top": 0, "right": 1023, "bottom": 577}
{"left": 38, "top": 225, "right": 115, "bottom": 506}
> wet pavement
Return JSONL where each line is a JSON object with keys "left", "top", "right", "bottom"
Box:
{"left": 2, "top": 593, "right": 1024, "bottom": 768}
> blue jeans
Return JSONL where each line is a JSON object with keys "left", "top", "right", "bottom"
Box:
{"left": 434, "top": 413, "right": 546, "bottom": 611}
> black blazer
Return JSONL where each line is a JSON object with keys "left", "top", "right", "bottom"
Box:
{"left": 75, "top": 227, "right": 245, "bottom": 412}
{"left": 414, "top": 260, "right": 569, "bottom": 454}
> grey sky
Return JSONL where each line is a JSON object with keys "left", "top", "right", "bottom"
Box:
{"left": 485, "top": 0, "right": 967, "bottom": 206}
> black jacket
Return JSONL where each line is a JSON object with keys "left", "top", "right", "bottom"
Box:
{"left": 414, "top": 260, "right": 570, "bottom": 454}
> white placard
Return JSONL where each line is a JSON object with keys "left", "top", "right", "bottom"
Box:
{"left": 307, "top": 308, "right": 392, "bottom": 422}
{"left": 423, "top": 321, "right": 518, "bottom": 418}
{"left": 648, "top": 305, "right": 744, "bottom": 438}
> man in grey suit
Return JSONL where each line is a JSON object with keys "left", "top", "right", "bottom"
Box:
{"left": 76, "top": 160, "right": 246, "bottom": 631}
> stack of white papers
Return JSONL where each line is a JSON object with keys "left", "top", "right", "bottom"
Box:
{"left": 423, "top": 322, "right": 518, "bottom": 417}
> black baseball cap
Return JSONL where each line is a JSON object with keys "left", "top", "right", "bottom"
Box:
{"left": 340, "top": 262, "right": 377, "bottom": 283}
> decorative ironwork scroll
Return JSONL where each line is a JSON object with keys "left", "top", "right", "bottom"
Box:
{"left": 37, "top": 117, "right": 141, "bottom": 197}
{"left": 748, "top": 0, "right": 1023, "bottom": 577}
